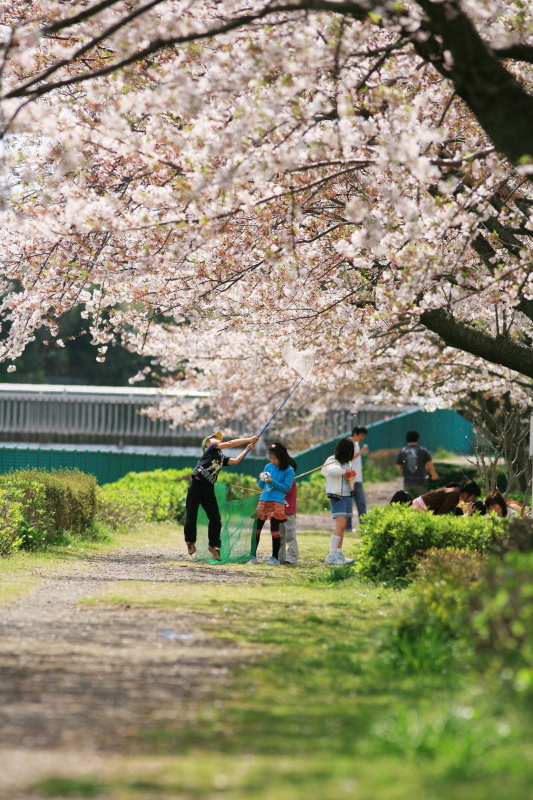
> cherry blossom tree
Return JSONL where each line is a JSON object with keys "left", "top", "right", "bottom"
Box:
{"left": 0, "top": 0, "right": 532, "bottom": 432}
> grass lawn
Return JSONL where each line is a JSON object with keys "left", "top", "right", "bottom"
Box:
{"left": 24, "top": 522, "right": 533, "bottom": 800}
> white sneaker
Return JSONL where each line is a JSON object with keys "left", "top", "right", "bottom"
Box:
{"left": 247, "top": 557, "right": 258, "bottom": 564}
{"left": 325, "top": 552, "right": 345, "bottom": 565}
{"left": 266, "top": 556, "right": 280, "bottom": 566}
{"left": 337, "top": 553, "right": 354, "bottom": 565}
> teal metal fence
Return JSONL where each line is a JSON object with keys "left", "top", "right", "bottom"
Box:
{"left": 294, "top": 408, "right": 474, "bottom": 476}
{"left": 0, "top": 445, "right": 267, "bottom": 485}
{"left": 0, "top": 408, "right": 473, "bottom": 485}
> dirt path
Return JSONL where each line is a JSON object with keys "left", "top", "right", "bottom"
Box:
{"left": 0, "top": 479, "right": 401, "bottom": 797}
{"left": 0, "top": 546, "right": 257, "bottom": 797}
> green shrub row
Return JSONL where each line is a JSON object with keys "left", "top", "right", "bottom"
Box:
{"left": 97, "top": 468, "right": 265, "bottom": 531}
{"left": 296, "top": 471, "right": 329, "bottom": 513}
{"left": 427, "top": 461, "right": 509, "bottom": 492}
{"left": 0, "top": 486, "right": 24, "bottom": 555}
{"left": 426, "top": 461, "right": 479, "bottom": 491}
{"left": 96, "top": 459, "right": 412, "bottom": 530}
{"left": 0, "top": 469, "right": 98, "bottom": 552}
{"left": 97, "top": 468, "right": 191, "bottom": 529}
{"left": 363, "top": 459, "right": 399, "bottom": 483}
{"left": 356, "top": 504, "right": 509, "bottom": 587}
{"left": 388, "top": 546, "right": 533, "bottom": 693}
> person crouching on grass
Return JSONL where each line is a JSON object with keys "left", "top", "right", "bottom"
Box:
{"left": 322, "top": 437, "right": 357, "bottom": 565}
{"left": 412, "top": 480, "right": 481, "bottom": 515}
{"left": 184, "top": 430, "right": 259, "bottom": 561}
{"left": 249, "top": 442, "right": 295, "bottom": 566}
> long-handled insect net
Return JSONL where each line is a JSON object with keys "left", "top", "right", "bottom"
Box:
{"left": 195, "top": 343, "right": 316, "bottom": 563}
{"left": 256, "top": 341, "right": 316, "bottom": 436}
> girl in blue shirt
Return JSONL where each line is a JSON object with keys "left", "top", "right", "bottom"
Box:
{"left": 250, "top": 442, "right": 295, "bottom": 565}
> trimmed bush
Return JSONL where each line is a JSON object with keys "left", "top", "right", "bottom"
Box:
{"left": 96, "top": 485, "right": 148, "bottom": 531}
{"left": 296, "top": 471, "right": 329, "bottom": 513}
{"left": 469, "top": 551, "right": 533, "bottom": 692}
{"left": 387, "top": 548, "right": 533, "bottom": 691}
{"left": 219, "top": 471, "right": 261, "bottom": 502}
{"left": 363, "top": 459, "right": 398, "bottom": 483}
{"left": 356, "top": 505, "right": 508, "bottom": 586}
{"left": 0, "top": 469, "right": 98, "bottom": 549}
{"left": 427, "top": 461, "right": 479, "bottom": 491}
{"left": 381, "top": 548, "right": 481, "bottom": 676}
{"left": 399, "top": 548, "right": 486, "bottom": 636}
{"left": 427, "top": 461, "right": 509, "bottom": 493}
{"left": 97, "top": 468, "right": 267, "bottom": 531}
{"left": 97, "top": 459, "right": 405, "bottom": 527}
{"left": 0, "top": 487, "right": 24, "bottom": 555}
{"left": 98, "top": 468, "right": 191, "bottom": 528}
{"left": 1, "top": 480, "right": 55, "bottom": 549}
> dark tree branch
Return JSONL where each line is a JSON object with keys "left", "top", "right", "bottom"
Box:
{"left": 3, "top": 2, "right": 370, "bottom": 100}
{"left": 420, "top": 308, "right": 533, "bottom": 379}
{"left": 15, "top": 0, "right": 167, "bottom": 96}
{"left": 414, "top": 0, "right": 533, "bottom": 165}
{"left": 43, "top": 0, "right": 127, "bottom": 35}
{"left": 4, "top": 0, "right": 533, "bottom": 172}
{"left": 493, "top": 44, "right": 533, "bottom": 65}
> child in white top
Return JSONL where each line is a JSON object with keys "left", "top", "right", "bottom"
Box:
{"left": 321, "top": 438, "right": 356, "bottom": 566}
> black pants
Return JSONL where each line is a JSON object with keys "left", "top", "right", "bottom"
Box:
{"left": 184, "top": 478, "right": 222, "bottom": 548}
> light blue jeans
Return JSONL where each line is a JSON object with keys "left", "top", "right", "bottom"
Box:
{"left": 345, "top": 482, "right": 367, "bottom": 531}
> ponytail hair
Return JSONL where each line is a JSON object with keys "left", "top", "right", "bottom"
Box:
{"left": 268, "top": 442, "right": 290, "bottom": 471}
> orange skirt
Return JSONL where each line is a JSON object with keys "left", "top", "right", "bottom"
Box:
{"left": 257, "top": 500, "right": 287, "bottom": 522}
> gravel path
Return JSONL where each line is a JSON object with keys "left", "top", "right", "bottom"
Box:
{"left": 0, "top": 546, "right": 257, "bottom": 797}
{"left": 0, "top": 479, "right": 401, "bottom": 797}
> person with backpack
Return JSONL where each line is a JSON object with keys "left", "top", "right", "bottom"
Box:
{"left": 396, "top": 430, "right": 439, "bottom": 499}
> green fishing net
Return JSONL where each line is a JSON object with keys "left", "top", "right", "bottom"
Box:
{"left": 195, "top": 482, "right": 258, "bottom": 564}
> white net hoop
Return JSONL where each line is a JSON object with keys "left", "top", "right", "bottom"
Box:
{"left": 281, "top": 342, "right": 315, "bottom": 382}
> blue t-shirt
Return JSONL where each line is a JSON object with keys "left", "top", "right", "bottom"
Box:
{"left": 257, "top": 463, "right": 295, "bottom": 503}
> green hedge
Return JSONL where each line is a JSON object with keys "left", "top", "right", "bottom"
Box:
{"left": 471, "top": 550, "right": 533, "bottom": 691}
{"left": 97, "top": 468, "right": 264, "bottom": 530}
{"left": 427, "top": 461, "right": 508, "bottom": 492}
{"left": 356, "top": 505, "right": 508, "bottom": 586}
{"left": 426, "top": 461, "right": 479, "bottom": 490}
{"left": 97, "top": 460, "right": 414, "bottom": 531}
{"left": 388, "top": 546, "right": 533, "bottom": 693}
{"left": 297, "top": 471, "right": 329, "bottom": 513}
{"left": 0, "top": 486, "right": 24, "bottom": 555}
{"left": 97, "top": 468, "right": 191, "bottom": 529}
{"left": 0, "top": 468, "right": 98, "bottom": 550}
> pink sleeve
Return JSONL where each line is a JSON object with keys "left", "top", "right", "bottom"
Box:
{"left": 285, "top": 481, "right": 297, "bottom": 514}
